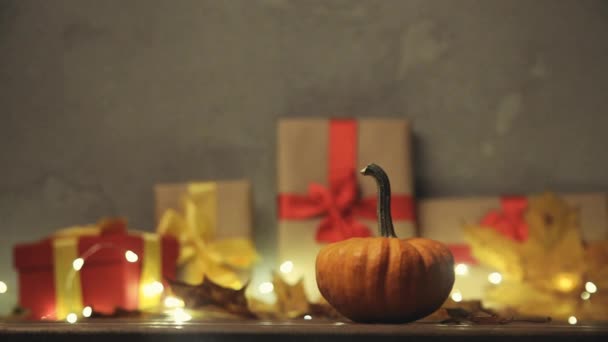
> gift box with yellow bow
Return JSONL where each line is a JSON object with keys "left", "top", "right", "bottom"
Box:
{"left": 155, "top": 180, "right": 258, "bottom": 290}
{"left": 277, "top": 118, "right": 416, "bottom": 300}
{"left": 12, "top": 218, "right": 178, "bottom": 320}
{"left": 418, "top": 192, "right": 608, "bottom": 318}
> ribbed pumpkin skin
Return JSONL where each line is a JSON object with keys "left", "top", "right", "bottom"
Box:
{"left": 316, "top": 237, "right": 455, "bottom": 323}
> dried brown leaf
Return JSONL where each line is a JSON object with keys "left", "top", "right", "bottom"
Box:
{"left": 272, "top": 272, "right": 310, "bottom": 318}
{"left": 168, "top": 276, "right": 256, "bottom": 318}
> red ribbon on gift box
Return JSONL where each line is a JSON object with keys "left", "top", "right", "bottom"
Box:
{"left": 278, "top": 119, "right": 415, "bottom": 243}
{"left": 449, "top": 196, "right": 529, "bottom": 264}
{"left": 480, "top": 196, "right": 529, "bottom": 242}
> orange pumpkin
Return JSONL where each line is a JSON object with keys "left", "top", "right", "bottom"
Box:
{"left": 315, "top": 163, "right": 455, "bottom": 323}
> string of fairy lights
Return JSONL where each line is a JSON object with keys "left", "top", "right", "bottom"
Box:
{"left": 1, "top": 258, "right": 600, "bottom": 325}
{"left": 60, "top": 242, "right": 191, "bottom": 324}
{"left": 449, "top": 262, "right": 599, "bottom": 325}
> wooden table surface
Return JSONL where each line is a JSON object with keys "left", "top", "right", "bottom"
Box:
{"left": 2, "top": 319, "right": 608, "bottom": 342}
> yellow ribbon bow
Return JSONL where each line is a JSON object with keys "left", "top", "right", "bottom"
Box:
{"left": 156, "top": 183, "right": 258, "bottom": 289}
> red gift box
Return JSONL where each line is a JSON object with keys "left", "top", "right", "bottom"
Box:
{"left": 13, "top": 220, "right": 178, "bottom": 320}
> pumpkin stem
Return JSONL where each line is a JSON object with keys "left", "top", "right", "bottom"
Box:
{"left": 360, "top": 163, "right": 397, "bottom": 238}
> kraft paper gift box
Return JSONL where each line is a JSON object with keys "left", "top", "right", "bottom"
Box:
{"left": 13, "top": 220, "right": 178, "bottom": 320}
{"left": 154, "top": 180, "right": 256, "bottom": 288}
{"left": 277, "top": 118, "right": 416, "bottom": 300}
{"left": 418, "top": 193, "right": 608, "bottom": 302}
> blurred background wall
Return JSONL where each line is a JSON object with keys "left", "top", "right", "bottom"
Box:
{"left": 1, "top": 0, "right": 607, "bottom": 312}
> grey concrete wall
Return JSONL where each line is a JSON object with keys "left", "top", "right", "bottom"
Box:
{"left": 1, "top": 0, "right": 607, "bottom": 312}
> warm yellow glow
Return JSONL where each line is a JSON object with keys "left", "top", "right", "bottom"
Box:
{"left": 280, "top": 261, "right": 294, "bottom": 274}
{"left": 143, "top": 281, "right": 164, "bottom": 297}
{"left": 488, "top": 272, "right": 502, "bottom": 285}
{"left": 304, "top": 315, "right": 312, "bottom": 320}
{"left": 171, "top": 308, "right": 192, "bottom": 323}
{"left": 568, "top": 316, "right": 577, "bottom": 325}
{"left": 72, "top": 258, "right": 84, "bottom": 271}
{"left": 66, "top": 313, "right": 78, "bottom": 324}
{"left": 0, "top": 281, "right": 7, "bottom": 294}
{"left": 451, "top": 290, "right": 463, "bottom": 302}
{"left": 585, "top": 281, "right": 597, "bottom": 294}
{"left": 164, "top": 296, "right": 185, "bottom": 308}
{"left": 556, "top": 276, "right": 575, "bottom": 292}
{"left": 580, "top": 291, "right": 591, "bottom": 300}
{"left": 82, "top": 306, "right": 92, "bottom": 318}
{"left": 454, "top": 264, "right": 469, "bottom": 276}
{"left": 125, "top": 250, "right": 139, "bottom": 263}
{"left": 258, "top": 282, "right": 274, "bottom": 294}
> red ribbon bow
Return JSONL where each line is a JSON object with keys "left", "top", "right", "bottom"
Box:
{"left": 448, "top": 196, "right": 529, "bottom": 265}
{"left": 480, "top": 196, "right": 529, "bottom": 242}
{"left": 279, "top": 173, "right": 372, "bottom": 243}
{"left": 278, "top": 119, "right": 414, "bottom": 243}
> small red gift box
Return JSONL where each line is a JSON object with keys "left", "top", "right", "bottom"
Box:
{"left": 13, "top": 219, "right": 178, "bottom": 320}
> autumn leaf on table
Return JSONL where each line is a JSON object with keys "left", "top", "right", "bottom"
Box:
{"left": 465, "top": 193, "right": 588, "bottom": 289}
{"left": 521, "top": 193, "right": 586, "bottom": 292}
{"left": 272, "top": 272, "right": 310, "bottom": 318}
{"left": 465, "top": 192, "right": 608, "bottom": 320}
{"left": 422, "top": 301, "right": 507, "bottom": 325}
{"left": 483, "top": 281, "right": 577, "bottom": 318}
{"left": 168, "top": 277, "right": 256, "bottom": 319}
{"left": 463, "top": 224, "right": 524, "bottom": 281}
{"left": 423, "top": 299, "right": 550, "bottom": 325}
{"left": 167, "top": 273, "right": 345, "bottom": 320}
{"left": 248, "top": 273, "right": 313, "bottom": 319}
{"left": 246, "top": 298, "right": 277, "bottom": 319}
{"left": 442, "top": 298, "right": 485, "bottom": 313}
{"left": 525, "top": 193, "right": 580, "bottom": 250}
{"left": 420, "top": 299, "right": 481, "bottom": 324}
{"left": 521, "top": 193, "right": 585, "bottom": 290}
{"left": 248, "top": 273, "right": 344, "bottom": 320}
{"left": 180, "top": 252, "right": 245, "bottom": 291}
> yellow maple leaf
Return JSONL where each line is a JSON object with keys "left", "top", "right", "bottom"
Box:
{"left": 521, "top": 193, "right": 585, "bottom": 292}
{"left": 463, "top": 224, "right": 524, "bottom": 281}
{"left": 272, "top": 272, "right": 310, "bottom": 318}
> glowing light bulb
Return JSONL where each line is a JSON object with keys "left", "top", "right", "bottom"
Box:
{"left": 171, "top": 308, "right": 192, "bottom": 323}
{"left": 125, "top": 250, "right": 139, "bottom": 263}
{"left": 143, "top": 281, "right": 164, "bottom": 297}
{"left": 568, "top": 316, "right": 577, "bottom": 325}
{"left": 451, "top": 290, "right": 463, "bottom": 302}
{"left": 66, "top": 313, "right": 78, "bottom": 324}
{"left": 164, "top": 296, "right": 185, "bottom": 308}
{"left": 581, "top": 291, "right": 591, "bottom": 300}
{"left": 280, "top": 261, "right": 294, "bottom": 274}
{"left": 0, "top": 281, "right": 7, "bottom": 294}
{"left": 304, "top": 315, "right": 312, "bottom": 320}
{"left": 488, "top": 272, "right": 502, "bottom": 285}
{"left": 454, "top": 264, "right": 469, "bottom": 276}
{"left": 82, "top": 306, "right": 92, "bottom": 318}
{"left": 557, "top": 276, "right": 575, "bottom": 291}
{"left": 585, "top": 281, "right": 597, "bottom": 294}
{"left": 258, "top": 282, "right": 274, "bottom": 294}
{"left": 72, "top": 258, "right": 84, "bottom": 271}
